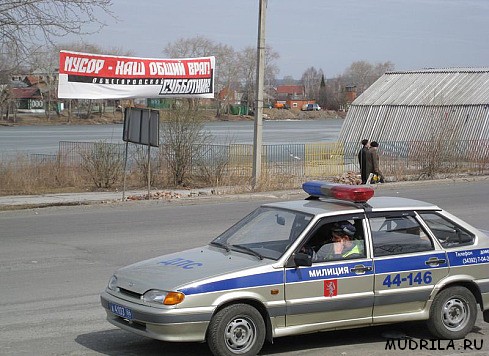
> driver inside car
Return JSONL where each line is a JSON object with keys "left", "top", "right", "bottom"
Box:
{"left": 313, "top": 221, "right": 362, "bottom": 261}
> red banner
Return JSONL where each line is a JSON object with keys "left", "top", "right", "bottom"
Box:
{"left": 58, "top": 50, "right": 215, "bottom": 99}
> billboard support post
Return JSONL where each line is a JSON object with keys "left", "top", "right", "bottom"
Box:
{"left": 122, "top": 108, "right": 160, "bottom": 201}
{"left": 122, "top": 141, "right": 129, "bottom": 201}
{"left": 147, "top": 144, "right": 151, "bottom": 199}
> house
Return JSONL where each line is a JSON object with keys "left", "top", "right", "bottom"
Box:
{"left": 11, "top": 87, "right": 44, "bottom": 112}
{"left": 273, "top": 84, "right": 318, "bottom": 110}
{"left": 275, "top": 85, "right": 305, "bottom": 99}
{"left": 218, "top": 87, "right": 241, "bottom": 105}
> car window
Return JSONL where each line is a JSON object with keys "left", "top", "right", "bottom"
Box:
{"left": 418, "top": 212, "right": 475, "bottom": 248}
{"left": 212, "top": 207, "right": 313, "bottom": 260}
{"left": 369, "top": 215, "right": 434, "bottom": 257}
{"left": 302, "top": 217, "right": 366, "bottom": 262}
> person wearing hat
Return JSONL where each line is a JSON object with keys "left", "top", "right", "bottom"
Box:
{"left": 358, "top": 139, "right": 370, "bottom": 184}
{"left": 314, "top": 221, "right": 363, "bottom": 261}
{"left": 366, "top": 141, "right": 385, "bottom": 183}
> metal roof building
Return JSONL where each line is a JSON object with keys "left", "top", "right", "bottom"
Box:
{"left": 338, "top": 68, "right": 489, "bottom": 150}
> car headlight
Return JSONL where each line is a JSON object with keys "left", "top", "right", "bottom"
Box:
{"left": 143, "top": 290, "right": 185, "bottom": 305}
{"left": 107, "top": 275, "right": 118, "bottom": 291}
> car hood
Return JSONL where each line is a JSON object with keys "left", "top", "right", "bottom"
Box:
{"left": 114, "top": 245, "right": 275, "bottom": 294}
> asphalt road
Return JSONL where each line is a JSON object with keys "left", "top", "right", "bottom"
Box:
{"left": 1, "top": 178, "right": 489, "bottom": 355}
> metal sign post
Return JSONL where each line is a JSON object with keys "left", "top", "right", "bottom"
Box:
{"left": 122, "top": 108, "right": 160, "bottom": 201}
{"left": 122, "top": 141, "right": 129, "bottom": 201}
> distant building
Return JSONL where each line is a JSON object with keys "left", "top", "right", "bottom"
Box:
{"left": 273, "top": 84, "right": 318, "bottom": 110}
{"left": 11, "top": 87, "right": 44, "bottom": 113}
{"left": 275, "top": 85, "right": 305, "bottom": 100}
{"left": 344, "top": 85, "right": 357, "bottom": 105}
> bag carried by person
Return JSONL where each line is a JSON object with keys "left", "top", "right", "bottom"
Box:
{"left": 367, "top": 173, "right": 384, "bottom": 184}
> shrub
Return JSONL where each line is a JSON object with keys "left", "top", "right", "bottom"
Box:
{"left": 80, "top": 141, "right": 124, "bottom": 188}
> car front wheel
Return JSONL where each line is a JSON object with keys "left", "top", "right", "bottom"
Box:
{"left": 207, "top": 303, "right": 266, "bottom": 356}
{"left": 427, "top": 286, "right": 477, "bottom": 339}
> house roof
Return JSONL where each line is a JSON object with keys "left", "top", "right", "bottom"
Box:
{"left": 11, "top": 87, "right": 42, "bottom": 99}
{"left": 276, "top": 85, "right": 305, "bottom": 95}
{"left": 24, "top": 75, "right": 42, "bottom": 86}
{"left": 352, "top": 68, "right": 489, "bottom": 106}
{"left": 339, "top": 68, "right": 489, "bottom": 146}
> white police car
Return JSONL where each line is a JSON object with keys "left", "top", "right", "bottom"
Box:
{"left": 101, "top": 181, "right": 489, "bottom": 356}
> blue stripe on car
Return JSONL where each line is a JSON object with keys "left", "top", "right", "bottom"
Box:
{"left": 374, "top": 253, "right": 447, "bottom": 273}
{"left": 180, "top": 271, "right": 284, "bottom": 295}
{"left": 179, "top": 249, "right": 489, "bottom": 296}
{"left": 286, "top": 260, "right": 373, "bottom": 283}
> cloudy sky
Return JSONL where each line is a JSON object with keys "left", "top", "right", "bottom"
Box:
{"left": 72, "top": 0, "right": 489, "bottom": 79}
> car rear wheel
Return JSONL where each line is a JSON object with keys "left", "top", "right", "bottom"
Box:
{"left": 207, "top": 303, "right": 265, "bottom": 356}
{"left": 427, "top": 286, "right": 477, "bottom": 339}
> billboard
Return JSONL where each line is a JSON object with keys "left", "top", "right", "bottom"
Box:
{"left": 58, "top": 50, "right": 215, "bottom": 99}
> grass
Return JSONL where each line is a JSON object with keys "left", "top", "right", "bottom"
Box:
{"left": 0, "top": 154, "right": 295, "bottom": 197}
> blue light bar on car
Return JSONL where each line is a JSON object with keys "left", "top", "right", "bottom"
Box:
{"left": 302, "top": 181, "right": 374, "bottom": 203}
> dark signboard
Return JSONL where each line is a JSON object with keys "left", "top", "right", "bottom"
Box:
{"left": 123, "top": 108, "right": 159, "bottom": 147}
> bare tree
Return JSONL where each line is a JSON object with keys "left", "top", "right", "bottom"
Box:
{"left": 342, "top": 60, "right": 394, "bottom": 93}
{"left": 164, "top": 36, "right": 241, "bottom": 113}
{"left": 238, "top": 44, "right": 279, "bottom": 110}
{"left": 373, "top": 61, "right": 395, "bottom": 77}
{"left": 301, "top": 66, "right": 324, "bottom": 100}
{"left": 54, "top": 42, "right": 134, "bottom": 58}
{"left": 0, "top": 0, "right": 114, "bottom": 66}
{"left": 0, "top": 1, "right": 115, "bottom": 120}
{"left": 24, "top": 42, "right": 133, "bottom": 121}
{"left": 238, "top": 46, "right": 256, "bottom": 111}
{"left": 160, "top": 105, "right": 212, "bottom": 186}
{"left": 215, "top": 45, "right": 240, "bottom": 116}
{"left": 164, "top": 36, "right": 280, "bottom": 115}
{"left": 281, "top": 75, "right": 299, "bottom": 85}
{"left": 163, "top": 36, "right": 217, "bottom": 58}
{"left": 24, "top": 47, "right": 59, "bottom": 119}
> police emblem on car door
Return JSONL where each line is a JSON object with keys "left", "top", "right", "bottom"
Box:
{"left": 284, "top": 214, "right": 375, "bottom": 327}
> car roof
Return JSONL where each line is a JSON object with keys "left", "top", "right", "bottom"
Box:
{"left": 263, "top": 196, "right": 441, "bottom": 216}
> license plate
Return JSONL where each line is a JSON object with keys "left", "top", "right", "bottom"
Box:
{"left": 108, "top": 302, "right": 133, "bottom": 320}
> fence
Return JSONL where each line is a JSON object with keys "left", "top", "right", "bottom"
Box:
{"left": 6, "top": 139, "right": 488, "bottom": 183}
{"left": 0, "top": 140, "right": 489, "bottom": 186}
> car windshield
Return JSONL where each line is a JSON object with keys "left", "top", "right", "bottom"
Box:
{"left": 210, "top": 207, "right": 313, "bottom": 260}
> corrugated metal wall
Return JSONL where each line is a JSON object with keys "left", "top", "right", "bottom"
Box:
{"left": 339, "top": 69, "right": 489, "bottom": 154}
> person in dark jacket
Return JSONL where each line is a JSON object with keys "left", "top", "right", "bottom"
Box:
{"left": 366, "top": 141, "right": 385, "bottom": 183}
{"left": 358, "top": 139, "right": 369, "bottom": 184}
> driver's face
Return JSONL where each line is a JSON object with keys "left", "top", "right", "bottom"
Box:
{"left": 333, "top": 233, "right": 345, "bottom": 242}
{"left": 332, "top": 232, "right": 348, "bottom": 243}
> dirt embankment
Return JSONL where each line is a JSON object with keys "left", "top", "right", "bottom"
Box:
{"left": 0, "top": 113, "right": 124, "bottom": 126}
{"left": 263, "top": 108, "right": 344, "bottom": 120}
{"left": 215, "top": 108, "right": 345, "bottom": 122}
{"left": 0, "top": 108, "right": 344, "bottom": 126}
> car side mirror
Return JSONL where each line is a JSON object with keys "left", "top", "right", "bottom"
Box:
{"left": 276, "top": 214, "right": 285, "bottom": 226}
{"left": 292, "top": 252, "right": 312, "bottom": 267}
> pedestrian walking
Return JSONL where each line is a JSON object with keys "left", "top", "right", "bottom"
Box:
{"left": 358, "top": 139, "right": 369, "bottom": 184}
{"left": 366, "top": 141, "right": 384, "bottom": 183}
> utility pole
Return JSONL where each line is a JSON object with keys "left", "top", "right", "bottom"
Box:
{"left": 252, "top": 0, "right": 267, "bottom": 188}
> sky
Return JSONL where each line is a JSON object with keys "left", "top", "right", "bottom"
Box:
{"left": 68, "top": 0, "right": 489, "bottom": 79}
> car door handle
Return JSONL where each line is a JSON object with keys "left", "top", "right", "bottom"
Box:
{"left": 350, "top": 265, "right": 373, "bottom": 274}
{"left": 425, "top": 257, "right": 446, "bottom": 266}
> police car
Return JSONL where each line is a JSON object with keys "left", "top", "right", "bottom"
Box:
{"left": 101, "top": 181, "right": 489, "bottom": 356}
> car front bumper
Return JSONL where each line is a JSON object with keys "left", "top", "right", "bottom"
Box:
{"left": 100, "top": 291, "right": 211, "bottom": 342}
